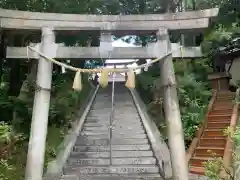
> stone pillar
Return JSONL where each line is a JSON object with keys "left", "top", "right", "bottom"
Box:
{"left": 157, "top": 28, "right": 189, "bottom": 180}
{"left": 99, "top": 31, "right": 113, "bottom": 59}
{"left": 25, "top": 27, "right": 55, "bottom": 180}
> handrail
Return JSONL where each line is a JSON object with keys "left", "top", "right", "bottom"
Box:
{"left": 222, "top": 88, "right": 240, "bottom": 171}
{"left": 186, "top": 89, "right": 218, "bottom": 164}
{"left": 109, "top": 72, "right": 115, "bottom": 165}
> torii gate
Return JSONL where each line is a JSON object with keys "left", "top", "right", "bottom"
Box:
{"left": 0, "top": 7, "right": 218, "bottom": 180}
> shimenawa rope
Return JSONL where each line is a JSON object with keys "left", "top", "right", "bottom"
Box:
{"left": 27, "top": 45, "right": 183, "bottom": 91}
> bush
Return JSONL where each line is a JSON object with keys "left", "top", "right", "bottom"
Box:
{"left": 0, "top": 71, "right": 93, "bottom": 180}
{"left": 136, "top": 59, "right": 211, "bottom": 146}
{"left": 204, "top": 126, "right": 240, "bottom": 180}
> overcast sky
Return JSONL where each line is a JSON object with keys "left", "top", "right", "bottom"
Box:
{"left": 105, "top": 38, "right": 137, "bottom": 65}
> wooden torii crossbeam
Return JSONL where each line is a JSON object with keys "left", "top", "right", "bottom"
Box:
{"left": 0, "top": 7, "right": 219, "bottom": 180}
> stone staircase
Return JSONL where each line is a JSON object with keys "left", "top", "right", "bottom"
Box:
{"left": 189, "top": 91, "right": 235, "bottom": 175}
{"left": 60, "top": 83, "right": 163, "bottom": 180}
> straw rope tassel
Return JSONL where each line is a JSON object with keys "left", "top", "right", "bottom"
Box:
{"left": 99, "top": 69, "right": 109, "bottom": 88}
{"left": 125, "top": 69, "right": 135, "bottom": 89}
{"left": 72, "top": 71, "right": 82, "bottom": 91}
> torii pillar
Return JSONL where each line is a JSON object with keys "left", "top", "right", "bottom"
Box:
{"left": 157, "top": 28, "right": 189, "bottom": 180}
{"left": 99, "top": 31, "right": 112, "bottom": 59}
{"left": 25, "top": 27, "right": 55, "bottom": 180}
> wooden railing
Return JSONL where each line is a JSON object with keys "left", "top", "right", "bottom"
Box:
{"left": 222, "top": 88, "right": 240, "bottom": 171}
{"left": 186, "top": 90, "right": 218, "bottom": 163}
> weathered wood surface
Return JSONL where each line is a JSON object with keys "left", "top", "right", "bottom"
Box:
{"left": 0, "top": 8, "right": 218, "bottom": 31}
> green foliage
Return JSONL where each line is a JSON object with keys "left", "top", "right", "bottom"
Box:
{"left": 0, "top": 140, "right": 28, "bottom": 180}
{"left": 0, "top": 0, "right": 181, "bottom": 14}
{"left": 204, "top": 154, "right": 224, "bottom": 180}
{"left": 204, "top": 126, "right": 240, "bottom": 180}
{"left": 177, "top": 72, "right": 211, "bottom": 142}
{"left": 0, "top": 122, "right": 27, "bottom": 180}
{"left": 136, "top": 59, "right": 211, "bottom": 145}
{"left": 0, "top": 123, "right": 14, "bottom": 144}
{"left": 201, "top": 0, "right": 240, "bottom": 58}
{"left": 49, "top": 73, "right": 91, "bottom": 127}
{"left": 0, "top": 70, "right": 93, "bottom": 180}
{"left": 0, "top": 1, "right": 238, "bottom": 179}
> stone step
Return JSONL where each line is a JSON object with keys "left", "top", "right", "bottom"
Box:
{"left": 90, "top": 104, "right": 111, "bottom": 106}
{"left": 67, "top": 157, "right": 157, "bottom": 166}
{"left": 83, "top": 123, "right": 143, "bottom": 127}
{"left": 86, "top": 115, "right": 140, "bottom": 119}
{"left": 87, "top": 113, "right": 111, "bottom": 115}
{"left": 114, "top": 106, "right": 136, "bottom": 108}
{"left": 92, "top": 101, "right": 111, "bottom": 104}
{"left": 113, "top": 105, "right": 136, "bottom": 108}
{"left": 84, "top": 121, "right": 142, "bottom": 125}
{"left": 86, "top": 124, "right": 143, "bottom": 128}
{"left": 60, "top": 86, "right": 163, "bottom": 179}
{"left": 89, "top": 109, "right": 111, "bottom": 111}
{"left": 77, "top": 134, "right": 147, "bottom": 139}
{"left": 75, "top": 138, "right": 148, "bottom": 145}
{"left": 114, "top": 109, "right": 138, "bottom": 111}
{"left": 79, "top": 131, "right": 146, "bottom": 136}
{"left": 60, "top": 174, "right": 162, "bottom": 180}
{"left": 93, "top": 97, "right": 111, "bottom": 99}
{"left": 83, "top": 124, "right": 143, "bottom": 129}
{"left": 82, "top": 126, "right": 144, "bottom": 132}
{"left": 86, "top": 115, "right": 111, "bottom": 119}
{"left": 84, "top": 120, "right": 142, "bottom": 125}
{"left": 73, "top": 145, "right": 151, "bottom": 152}
{"left": 94, "top": 96, "right": 112, "bottom": 99}
{"left": 113, "top": 117, "right": 140, "bottom": 120}
{"left": 70, "top": 150, "right": 153, "bottom": 158}
{"left": 87, "top": 115, "right": 140, "bottom": 119}
{"left": 90, "top": 107, "right": 137, "bottom": 110}
{"left": 63, "top": 165, "right": 159, "bottom": 174}
{"left": 82, "top": 127, "right": 144, "bottom": 131}
{"left": 114, "top": 109, "right": 138, "bottom": 112}
{"left": 82, "top": 127, "right": 145, "bottom": 133}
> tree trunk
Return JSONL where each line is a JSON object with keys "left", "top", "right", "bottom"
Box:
{"left": 192, "top": 0, "right": 196, "bottom": 10}
{"left": 0, "top": 30, "right": 6, "bottom": 83}
{"left": 8, "top": 59, "right": 22, "bottom": 96}
{"left": 7, "top": 33, "right": 22, "bottom": 96}
{"left": 18, "top": 60, "right": 38, "bottom": 101}
{"left": 8, "top": 33, "right": 31, "bottom": 97}
{"left": 13, "top": 32, "right": 39, "bottom": 100}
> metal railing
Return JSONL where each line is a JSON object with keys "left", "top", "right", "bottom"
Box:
{"left": 109, "top": 72, "right": 116, "bottom": 165}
